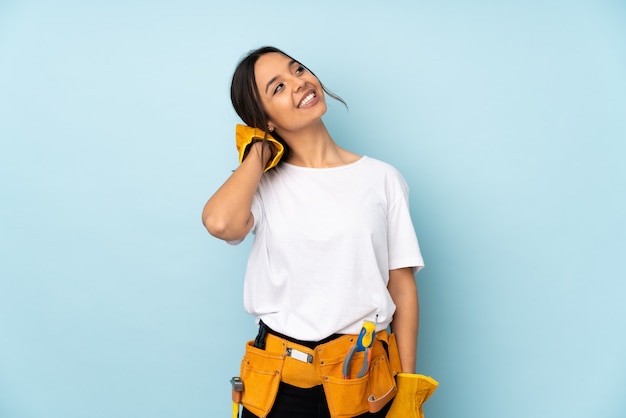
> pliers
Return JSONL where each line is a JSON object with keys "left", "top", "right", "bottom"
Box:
{"left": 342, "top": 321, "right": 376, "bottom": 379}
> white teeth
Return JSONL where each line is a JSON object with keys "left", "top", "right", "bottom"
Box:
{"left": 299, "top": 92, "right": 315, "bottom": 108}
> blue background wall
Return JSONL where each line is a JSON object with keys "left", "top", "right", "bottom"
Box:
{"left": 1, "top": 1, "right": 625, "bottom": 417}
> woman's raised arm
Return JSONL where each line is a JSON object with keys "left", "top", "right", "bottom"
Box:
{"left": 202, "top": 142, "right": 272, "bottom": 242}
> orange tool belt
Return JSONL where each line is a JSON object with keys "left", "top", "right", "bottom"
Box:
{"left": 236, "top": 329, "right": 402, "bottom": 418}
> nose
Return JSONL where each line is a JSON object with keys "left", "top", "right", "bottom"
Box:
{"left": 292, "top": 75, "right": 307, "bottom": 93}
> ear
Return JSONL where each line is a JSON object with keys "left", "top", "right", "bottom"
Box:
{"left": 267, "top": 123, "right": 275, "bottom": 132}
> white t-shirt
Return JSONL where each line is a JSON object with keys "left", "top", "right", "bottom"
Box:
{"left": 232, "top": 156, "right": 424, "bottom": 341}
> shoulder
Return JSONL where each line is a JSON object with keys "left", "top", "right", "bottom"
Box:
{"left": 359, "top": 157, "right": 411, "bottom": 202}
{"left": 362, "top": 157, "right": 407, "bottom": 181}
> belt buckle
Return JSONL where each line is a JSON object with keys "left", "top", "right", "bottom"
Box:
{"left": 286, "top": 347, "right": 313, "bottom": 363}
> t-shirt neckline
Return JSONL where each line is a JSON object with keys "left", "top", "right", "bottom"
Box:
{"left": 281, "top": 156, "right": 368, "bottom": 172}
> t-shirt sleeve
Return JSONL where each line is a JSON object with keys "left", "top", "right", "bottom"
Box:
{"left": 387, "top": 174, "right": 424, "bottom": 273}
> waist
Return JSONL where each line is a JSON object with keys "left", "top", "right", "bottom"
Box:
{"left": 257, "top": 320, "right": 343, "bottom": 350}
{"left": 252, "top": 323, "right": 392, "bottom": 390}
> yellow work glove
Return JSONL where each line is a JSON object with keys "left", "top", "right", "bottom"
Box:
{"left": 235, "top": 124, "right": 285, "bottom": 172}
{"left": 386, "top": 373, "right": 438, "bottom": 418}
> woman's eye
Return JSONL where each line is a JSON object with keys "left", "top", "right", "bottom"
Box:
{"left": 295, "top": 65, "right": 305, "bottom": 75}
{"left": 273, "top": 83, "right": 284, "bottom": 94}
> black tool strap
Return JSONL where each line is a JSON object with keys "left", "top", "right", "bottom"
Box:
{"left": 254, "top": 320, "right": 343, "bottom": 350}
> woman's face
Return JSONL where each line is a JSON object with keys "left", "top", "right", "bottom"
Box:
{"left": 254, "top": 52, "right": 327, "bottom": 134}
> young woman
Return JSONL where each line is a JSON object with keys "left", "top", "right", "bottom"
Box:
{"left": 202, "top": 46, "right": 430, "bottom": 418}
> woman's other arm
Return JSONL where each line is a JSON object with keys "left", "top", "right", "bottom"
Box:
{"left": 387, "top": 267, "right": 419, "bottom": 373}
{"left": 201, "top": 142, "right": 271, "bottom": 241}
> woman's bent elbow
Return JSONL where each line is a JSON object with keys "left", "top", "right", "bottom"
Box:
{"left": 202, "top": 213, "right": 248, "bottom": 242}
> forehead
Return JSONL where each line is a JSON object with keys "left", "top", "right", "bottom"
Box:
{"left": 254, "top": 52, "right": 294, "bottom": 82}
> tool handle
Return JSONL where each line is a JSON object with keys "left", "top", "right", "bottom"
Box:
{"left": 342, "top": 345, "right": 358, "bottom": 379}
{"left": 357, "top": 321, "right": 376, "bottom": 350}
{"left": 231, "top": 376, "right": 243, "bottom": 403}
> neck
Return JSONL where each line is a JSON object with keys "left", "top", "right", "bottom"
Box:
{"left": 278, "top": 122, "right": 358, "bottom": 168}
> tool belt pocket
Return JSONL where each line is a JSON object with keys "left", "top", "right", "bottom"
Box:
{"left": 367, "top": 345, "right": 398, "bottom": 413}
{"left": 322, "top": 340, "right": 397, "bottom": 417}
{"left": 323, "top": 372, "right": 370, "bottom": 418}
{"left": 239, "top": 340, "right": 284, "bottom": 417}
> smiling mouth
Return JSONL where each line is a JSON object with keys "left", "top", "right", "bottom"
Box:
{"left": 298, "top": 92, "right": 316, "bottom": 108}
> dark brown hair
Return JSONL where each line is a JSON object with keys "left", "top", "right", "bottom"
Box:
{"left": 230, "top": 46, "right": 346, "bottom": 166}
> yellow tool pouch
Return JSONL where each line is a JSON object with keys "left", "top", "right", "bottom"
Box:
{"left": 239, "top": 341, "right": 284, "bottom": 417}
{"left": 238, "top": 330, "right": 401, "bottom": 418}
{"left": 319, "top": 331, "right": 399, "bottom": 417}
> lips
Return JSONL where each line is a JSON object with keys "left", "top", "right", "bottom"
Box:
{"left": 298, "top": 90, "right": 317, "bottom": 108}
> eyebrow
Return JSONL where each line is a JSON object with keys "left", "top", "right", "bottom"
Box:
{"left": 265, "top": 59, "right": 297, "bottom": 94}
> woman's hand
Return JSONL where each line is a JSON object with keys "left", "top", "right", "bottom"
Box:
{"left": 236, "top": 124, "right": 285, "bottom": 171}
{"left": 244, "top": 140, "right": 277, "bottom": 169}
